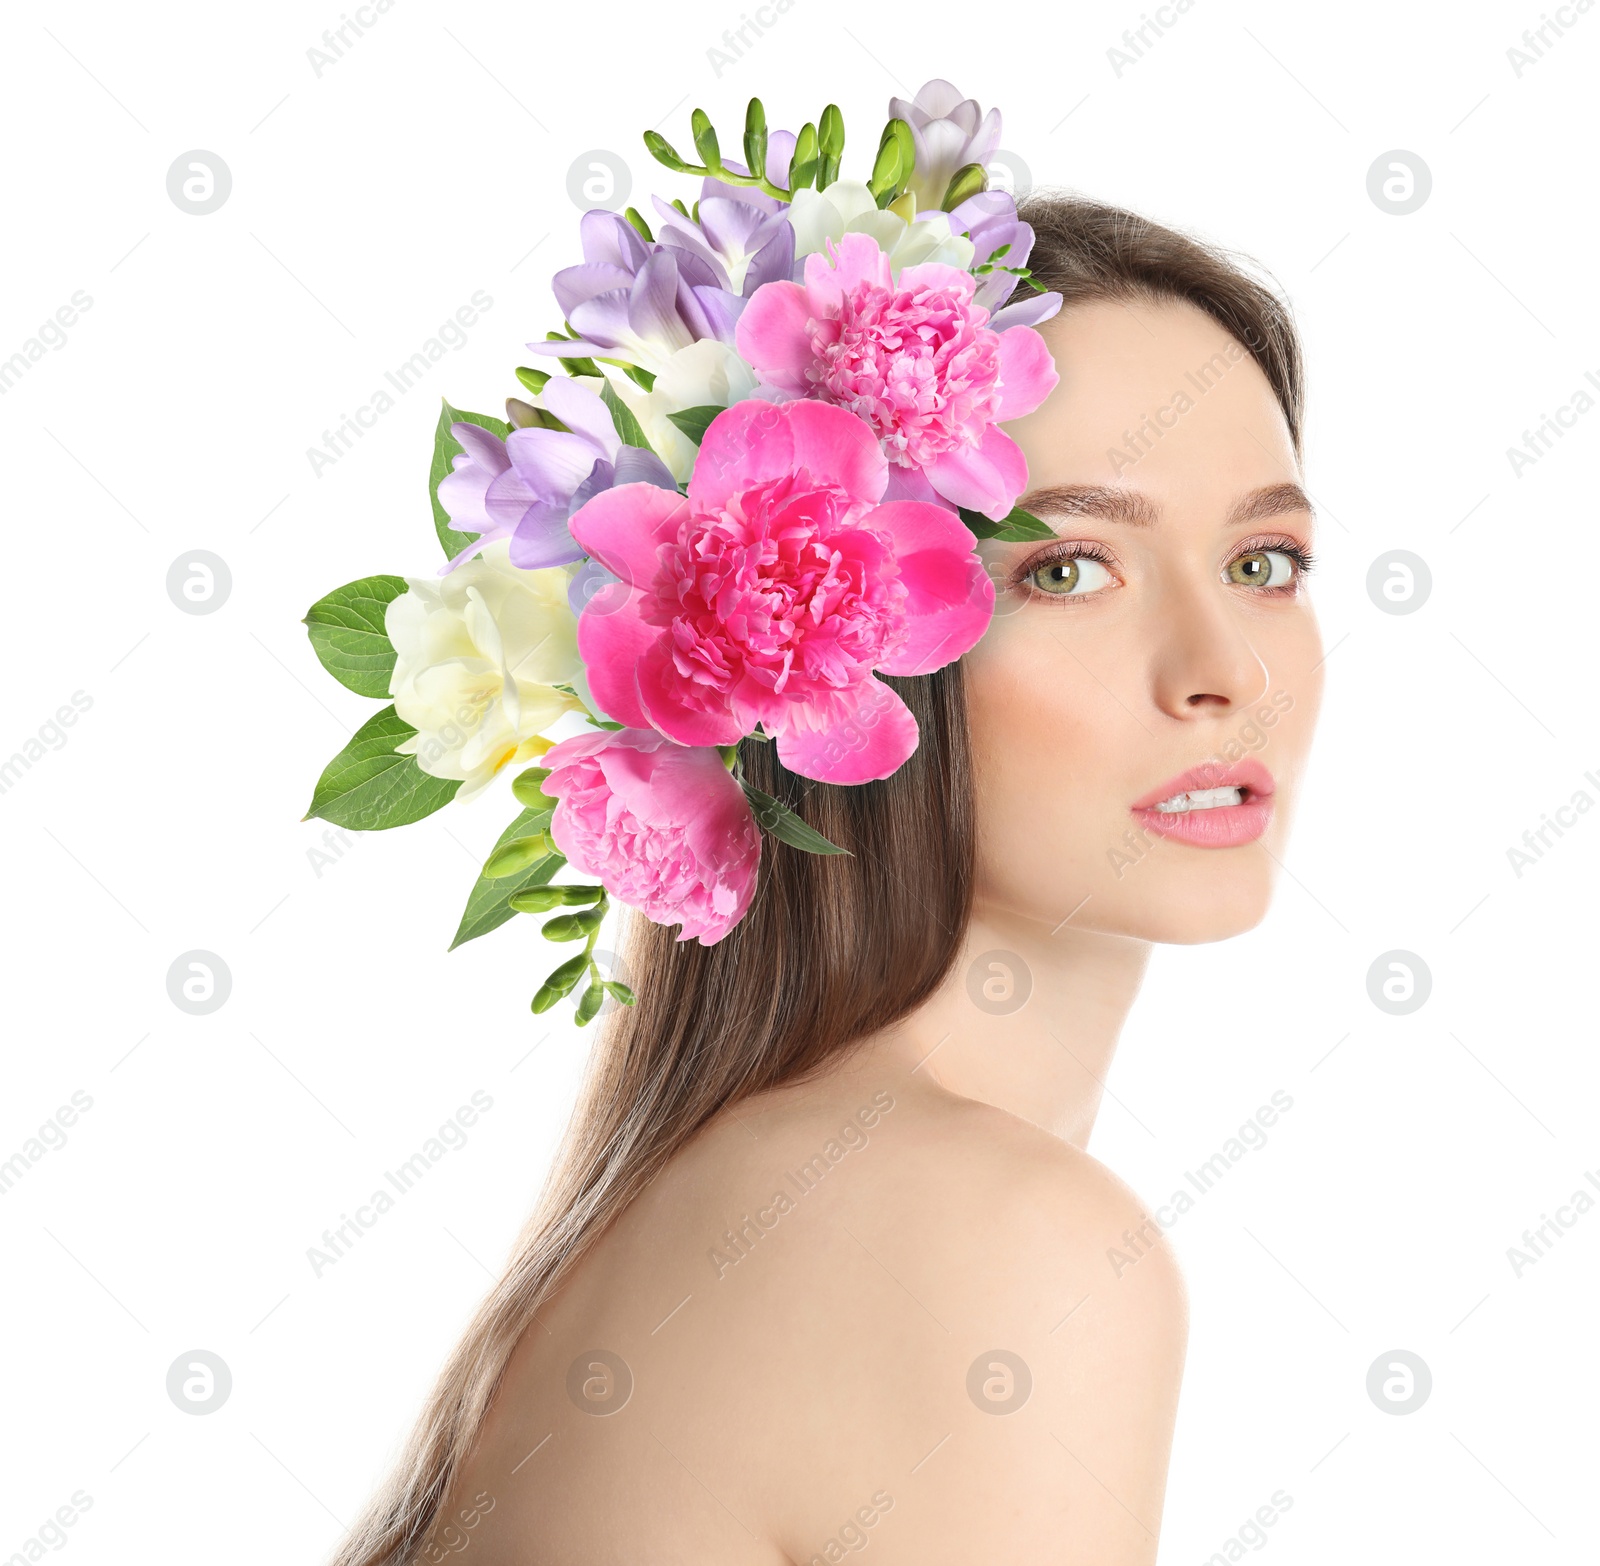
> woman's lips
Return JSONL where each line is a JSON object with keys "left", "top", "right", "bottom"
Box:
{"left": 1131, "top": 759, "right": 1276, "bottom": 849}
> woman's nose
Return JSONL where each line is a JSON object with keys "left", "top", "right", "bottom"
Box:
{"left": 1147, "top": 573, "right": 1268, "bottom": 720}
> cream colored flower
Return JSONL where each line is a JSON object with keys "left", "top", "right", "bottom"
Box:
{"left": 786, "top": 179, "right": 975, "bottom": 275}
{"left": 609, "top": 340, "right": 758, "bottom": 482}
{"left": 386, "top": 539, "right": 584, "bottom": 801}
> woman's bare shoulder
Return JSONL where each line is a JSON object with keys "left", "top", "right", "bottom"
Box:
{"left": 452, "top": 1075, "right": 1186, "bottom": 1564}
{"left": 668, "top": 1075, "right": 1189, "bottom": 1560}
{"left": 723, "top": 1076, "right": 1189, "bottom": 1354}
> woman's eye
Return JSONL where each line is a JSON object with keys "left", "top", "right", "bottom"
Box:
{"left": 1028, "top": 555, "right": 1114, "bottom": 596}
{"left": 1227, "top": 549, "right": 1297, "bottom": 589}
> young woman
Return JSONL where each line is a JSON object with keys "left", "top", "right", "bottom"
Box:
{"left": 330, "top": 190, "right": 1321, "bottom": 1565}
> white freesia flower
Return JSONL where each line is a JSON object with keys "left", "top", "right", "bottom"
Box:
{"left": 386, "top": 539, "right": 585, "bottom": 801}
{"left": 610, "top": 340, "right": 759, "bottom": 482}
{"left": 787, "top": 179, "right": 975, "bottom": 275}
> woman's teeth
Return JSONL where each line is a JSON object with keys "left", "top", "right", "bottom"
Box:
{"left": 1153, "top": 786, "right": 1245, "bottom": 814}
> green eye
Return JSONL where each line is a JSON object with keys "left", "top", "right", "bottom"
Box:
{"left": 1029, "top": 555, "right": 1113, "bottom": 596}
{"left": 1228, "top": 549, "right": 1297, "bottom": 588}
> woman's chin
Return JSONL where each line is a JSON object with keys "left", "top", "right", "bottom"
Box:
{"left": 1083, "top": 861, "right": 1277, "bottom": 946}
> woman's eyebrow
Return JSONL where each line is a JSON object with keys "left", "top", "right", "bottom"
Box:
{"left": 1015, "top": 482, "right": 1314, "bottom": 529}
{"left": 1018, "top": 484, "right": 1160, "bottom": 526}
{"left": 1226, "top": 481, "right": 1315, "bottom": 527}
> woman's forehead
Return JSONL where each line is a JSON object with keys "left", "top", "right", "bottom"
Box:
{"left": 1009, "top": 298, "right": 1299, "bottom": 493}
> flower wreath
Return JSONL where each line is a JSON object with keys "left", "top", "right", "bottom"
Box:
{"left": 301, "top": 79, "right": 1063, "bottom": 1021}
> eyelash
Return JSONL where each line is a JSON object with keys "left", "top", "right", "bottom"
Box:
{"left": 1011, "top": 534, "right": 1317, "bottom": 603}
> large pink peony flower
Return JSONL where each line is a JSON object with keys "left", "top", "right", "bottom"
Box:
{"left": 568, "top": 399, "right": 993, "bottom": 785}
{"left": 541, "top": 728, "right": 760, "bottom": 945}
{"left": 734, "top": 231, "right": 1058, "bottom": 520}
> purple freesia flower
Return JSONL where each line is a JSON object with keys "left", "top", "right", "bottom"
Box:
{"left": 651, "top": 194, "right": 794, "bottom": 298}
{"left": 527, "top": 210, "right": 747, "bottom": 375}
{"left": 437, "top": 375, "right": 676, "bottom": 573}
{"left": 946, "top": 189, "right": 1061, "bottom": 327}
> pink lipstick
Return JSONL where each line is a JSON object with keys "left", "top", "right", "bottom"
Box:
{"left": 1131, "top": 758, "right": 1275, "bottom": 848}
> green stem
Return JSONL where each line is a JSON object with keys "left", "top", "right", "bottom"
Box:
{"left": 668, "top": 155, "right": 791, "bottom": 203}
{"left": 582, "top": 893, "right": 609, "bottom": 969}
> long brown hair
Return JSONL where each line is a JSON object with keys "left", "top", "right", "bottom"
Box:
{"left": 328, "top": 190, "right": 1305, "bottom": 1565}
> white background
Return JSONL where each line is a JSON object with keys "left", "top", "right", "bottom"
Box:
{"left": 2, "top": 0, "right": 1596, "bottom": 1560}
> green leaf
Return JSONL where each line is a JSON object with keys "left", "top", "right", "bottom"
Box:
{"left": 304, "top": 706, "right": 460, "bottom": 832}
{"left": 665, "top": 405, "right": 725, "bottom": 446}
{"left": 449, "top": 807, "right": 562, "bottom": 950}
{"left": 531, "top": 951, "right": 590, "bottom": 1011}
{"left": 739, "top": 784, "right": 852, "bottom": 856}
{"left": 515, "top": 366, "right": 550, "bottom": 396}
{"left": 620, "top": 364, "right": 656, "bottom": 392}
{"left": 957, "top": 504, "right": 1057, "bottom": 542}
{"left": 430, "top": 401, "right": 510, "bottom": 562}
{"left": 303, "top": 574, "right": 407, "bottom": 698}
{"left": 574, "top": 983, "right": 606, "bottom": 1026}
{"left": 599, "top": 380, "right": 655, "bottom": 454}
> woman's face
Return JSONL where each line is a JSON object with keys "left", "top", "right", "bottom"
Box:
{"left": 964, "top": 296, "right": 1323, "bottom": 944}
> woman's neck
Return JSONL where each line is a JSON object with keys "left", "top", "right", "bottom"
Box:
{"left": 843, "top": 911, "right": 1153, "bottom": 1149}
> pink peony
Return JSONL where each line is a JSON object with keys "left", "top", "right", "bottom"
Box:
{"left": 541, "top": 728, "right": 760, "bottom": 945}
{"left": 568, "top": 398, "right": 993, "bottom": 785}
{"left": 734, "top": 231, "right": 1058, "bottom": 520}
